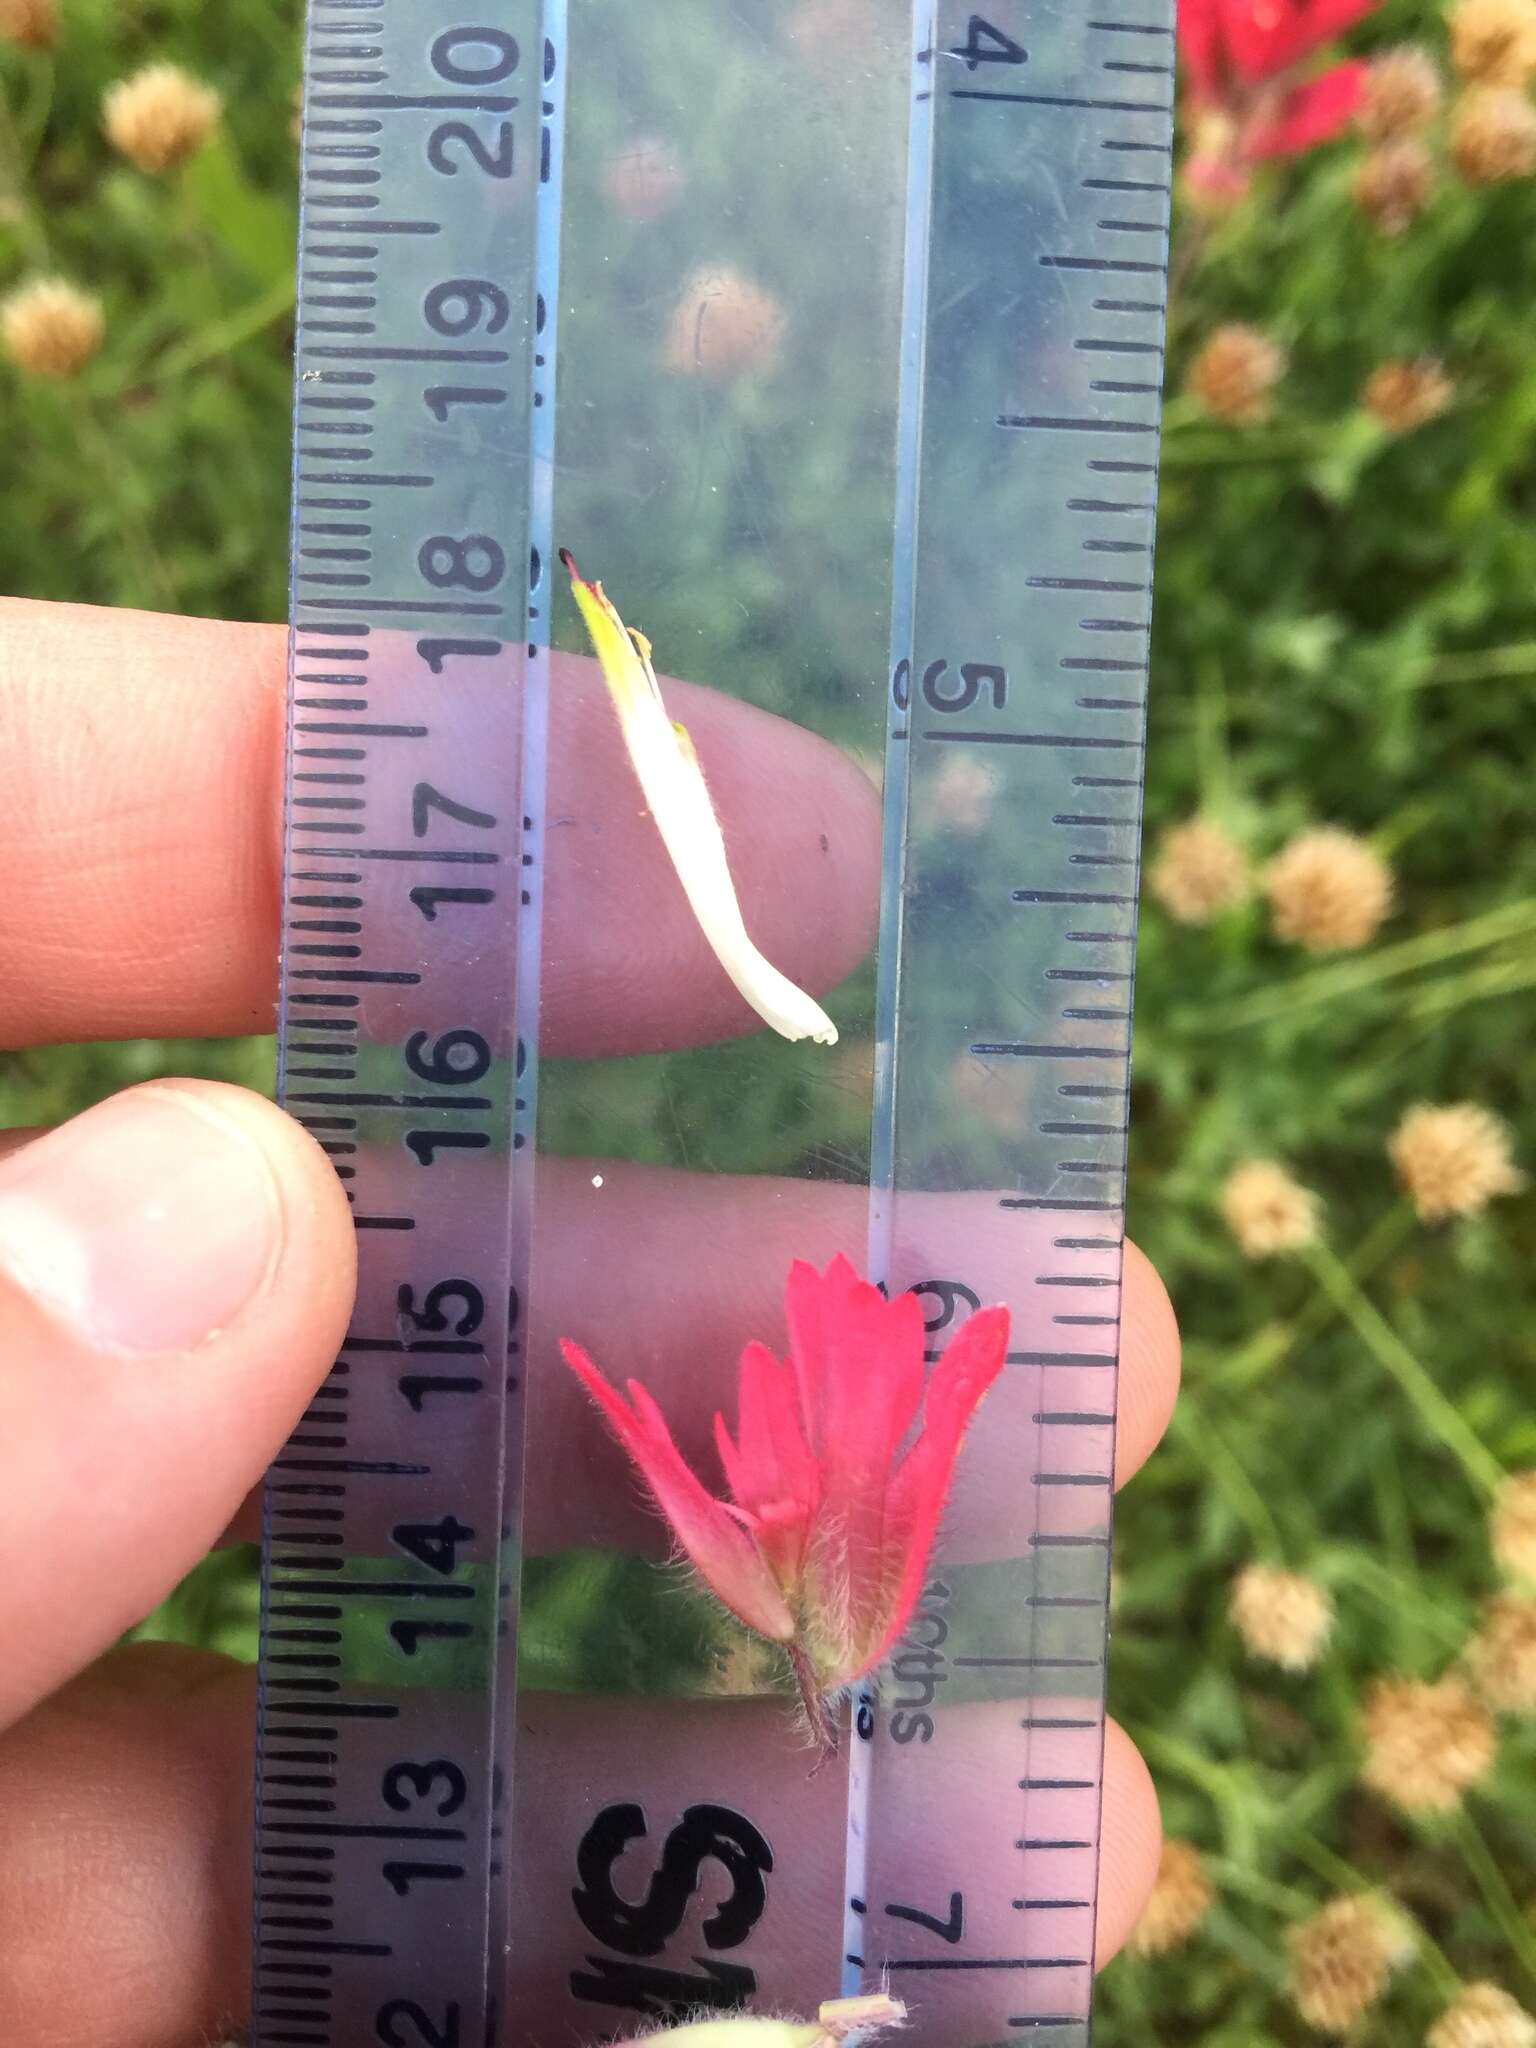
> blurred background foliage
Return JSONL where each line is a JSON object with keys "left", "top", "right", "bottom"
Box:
{"left": 3, "top": 0, "right": 1536, "bottom": 2042}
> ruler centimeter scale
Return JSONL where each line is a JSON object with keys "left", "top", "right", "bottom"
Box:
{"left": 254, "top": 3, "right": 1171, "bottom": 2045}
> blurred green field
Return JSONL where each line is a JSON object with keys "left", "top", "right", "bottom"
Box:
{"left": 4, "top": 0, "right": 1536, "bottom": 2042}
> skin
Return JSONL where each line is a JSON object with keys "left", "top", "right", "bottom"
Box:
{"left": 0, "top": 600, "right": 1179, "bottom": 2048}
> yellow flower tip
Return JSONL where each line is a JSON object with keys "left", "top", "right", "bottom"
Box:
{"left": 1388, "top": 1102, "right": 1522, "bottom": 1222}
{"left": 560, "top": 551, "right": 838, "bottom": 1047}
{"left": 1188, "top": 323, "right": 1286, "bottom": 425}
{"left": 1451, "top": 86, "right": 1536, "bottom": 182}
{"left": 1361, "top": 1674, "right": 1497, "bottom": 1812}
{"left": 1358, "top": 46, "right": 1444, "bottom": 138}
{"left": 1264, "top": 826, "right": 1393, "bottom": 952}
{"left": 1493, "top": 1472, "right": 1536, "bottom": 1581}
{"left": 1, "top": 277, "right": 104, "bottom": 377}
{"left": 103, "top": 62, "right": 222, "bottom": 174}
{"left": 1363, "top": 359, "right": 1454, "bottom": 433}
{"left": 1450, "top": 0, "right": 1536, "bottom": 87}
{"left": 665, "top": 264, "right": 786, "bottom": 383}
{"left": 1467, "top": 1592, "right": 1536, "bottom": 1713}
{"left": 0, "top": 0, "right": 55, "bottom": 49}
{"left": 1230, "top": 1564, "right": 1334, "bottom": 1671}
{"left": 1288, "top": 1896, "right": 1412, "bottom": 2033}
{"left": 1353, "top": 138, "right": 1436, "bottom": 233}
{"left": 1131, "top": 1838, "right": 1212, "bottom": 1955}
{"left": 1149, "top": 817, "right": 1249, "bottom": 924}
{"left": 1428, "top": 1982, "right": 1536, "bottom": 2048}
{"left": 1221, "top": 1160, "right": 1321, "bottom": 1259}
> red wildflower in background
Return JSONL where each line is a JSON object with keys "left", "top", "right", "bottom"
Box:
{"left": 561, "top": 1253, "right": 1009, "bottom": 1746}
{"left": 1180, "top": 0, "right": 1382, "bottom": 200}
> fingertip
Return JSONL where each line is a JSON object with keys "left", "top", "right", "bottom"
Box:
{"left": 146, "top": 1078, "right": 358, "bottom": 1317}
{"left": 1115, "top": 1237, "right": 1181, "bottom": 1487}
{"left": 1095, "top": 1716, "right": 1163, "bottom": 1966}
{"left": 0, "top": 1080, "right": 355, "bottom": 1722}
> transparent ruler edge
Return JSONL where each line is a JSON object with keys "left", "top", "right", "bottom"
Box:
{"left": 252, "top": 2, "right": 557, "bottom": 2043}
{"left": 856, "top": 3, "right": 1172, "bottom": 2043}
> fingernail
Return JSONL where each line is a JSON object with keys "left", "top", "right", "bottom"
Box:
{"left": 0, "top": 1086, "right": 285, "bottom": 1352}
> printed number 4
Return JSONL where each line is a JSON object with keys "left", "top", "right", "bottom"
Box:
{"left": 950, "top": 15, "right": 1026, "bottom": 66}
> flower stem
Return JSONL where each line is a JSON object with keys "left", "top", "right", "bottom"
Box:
{"left": 1401, "top": 640, "right": 1536, "bottom": 691}
{"left": 788, "top": 1641, "right": 839, "bottom": 1761}
{"left": 1448, "top": 1808, "right": 1536, "bottom": 1993}
{"left": 1301, "top": 1242, "right": 1505, "bottom": 1502}
{"left": 1177, "top": 896, "right": 1536, "bottom": 1034}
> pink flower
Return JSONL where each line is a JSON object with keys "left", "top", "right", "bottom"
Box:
{"left": 1179, "top": 0, "right": 1380, "bottom": 197}
{"left": 561, "top": 1253, "right": 1009, "bottom": 1738}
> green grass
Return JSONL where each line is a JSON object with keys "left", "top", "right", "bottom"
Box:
{"left": 4, "top": 1, "right": 1536, "bottom": 2041}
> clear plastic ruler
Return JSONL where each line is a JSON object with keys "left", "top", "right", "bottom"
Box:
{"left": 254, "top": 4, "right": 1171, "bottom": 2046}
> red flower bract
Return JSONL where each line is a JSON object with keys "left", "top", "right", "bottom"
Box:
{"left": 1179, "top": 0, "right": 1380, "bottom": 192}
{"left": 560, "top": 1254, "right": 1009, "bottom": 1705}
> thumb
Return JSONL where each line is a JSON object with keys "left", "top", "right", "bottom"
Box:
{"left": 0, "top": 1079, "right": 355, "bottom": 1729}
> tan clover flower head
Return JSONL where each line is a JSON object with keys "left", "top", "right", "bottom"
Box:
{"left": 1359, "top": 46, "right": 1444, "bottom": 137}
{"left": 1353, "top": 137, "right": 1436, "bottom": 230}
{"left": 1364, "top": 359, "right": 1454, "bottom": 432}
{"left": 1222, "top": 1160, "right": 1321, "bottom": 1258}
{"left": 1189, "top": 323, "right": 1285, "bottom": 424}
{"left": 1492, "top": 1472, "right": 1536, "bottom": 1581}
{"left": 1131, "top": 1839, "right": 1212, "bottom": 1955}
{"left": 1265, "top": 827, "right": 1393, "bottom": 952}
{"left": 1230, "top": 1565, "right": 1334, "bottom": 1670}
{"left": 1288, "top": 1896, "right": 1412, "bottom": 2033}
{"left": 1452, "top": 87, "right": 1536, "bottom": 182}
{"left": 665, "top": 265, "right": 786, "bottom": 383}
{"left": 1, "top": 278, "right": 104, "bottom": 377}
{"left": 1428, "top": 1982, "right": 1536, "bottom": 2048}
{"left": 1450, "top": 0, "right": 1536, "bottom": 86}
{"left": 0, "top": 0, "right": 54, "bottom": 48}
{"left": 1467, "top": 1593, "right": 1536, "bottom": 1713}
{"left": 1389, "top": 1103, "right": 1522, "bottom": 1222}
{"left": 1150, "top": 817, "right": 1249, "bottom": 923}
{"left": 784, "top": 0, "right": 879, "bottom": 63}
{"left": 104, "top": 63, "right": 222, "bottom": 174}
{"left": 1361, "top": 1674, "right": 1496, "bottom": 1811}
{"left": 603, "top": 138, "right": 685, "bottom": 223}
{"left": 930, "top": 752, "right": 999, "bottom": 836}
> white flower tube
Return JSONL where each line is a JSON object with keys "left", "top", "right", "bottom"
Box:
{"left": 561, "top": 550, "right": 839, "bottom": 1046}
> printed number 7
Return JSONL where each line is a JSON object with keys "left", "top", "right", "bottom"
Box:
{"left": 886, "top": 1890, "right": 965, "bottom": 1943}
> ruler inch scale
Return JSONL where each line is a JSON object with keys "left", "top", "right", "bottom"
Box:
{"left": 254, "top": 4, "right": 1172, "bottom": 2046}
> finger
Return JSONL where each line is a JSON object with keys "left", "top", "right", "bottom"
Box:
{"left": 0, "top": 1643, "right": 252, "bottom": 2048}
{"left": 0, "top": 1650, "right": 1157, "bottom": 2046}
{"left": 0, "top": 599, "right": 880, "bottom": 1054}
{"left": 523, "top": 1161, "right": 1180, "bottom": 1554}
{"left": 0, "top": 1080, "right": 355, "bottom": 1728}
{"left": 1096, "top": 1717, "right": 1164, "bottom": 1963}
{"left": 218, "top": 1154, "right": 1178, "bottom": 1552}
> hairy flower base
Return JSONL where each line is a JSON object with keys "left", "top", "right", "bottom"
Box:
{"left": 562, "top": 1254, "right": 1009, "bottom": 1747}
{"left": 611, "top": 1994, "right": 907, "bottom": 2048}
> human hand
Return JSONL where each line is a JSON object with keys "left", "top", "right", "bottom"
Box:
{"left": 0, "top": 597, "right": 1178, "bottom": 2045}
